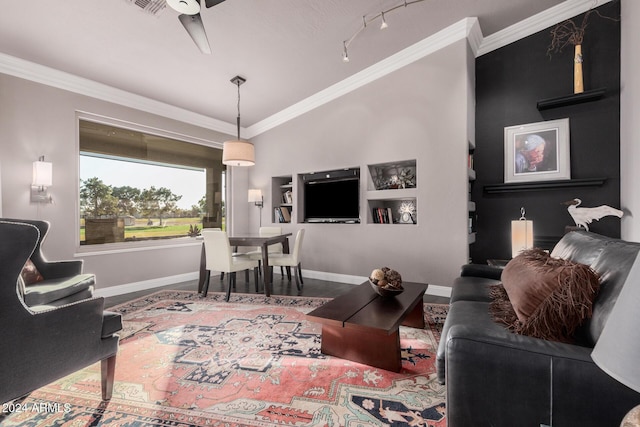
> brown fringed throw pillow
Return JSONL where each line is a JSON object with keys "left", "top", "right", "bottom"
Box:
{"left": 21, "top": 259, "right": 44, "bottom": 286}
{"left": 490, "top": 248, "right": 600, "bottom": 343}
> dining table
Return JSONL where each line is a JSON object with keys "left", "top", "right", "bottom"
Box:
{"left": 198, "top": 232, "right": 292, "bottom": 297}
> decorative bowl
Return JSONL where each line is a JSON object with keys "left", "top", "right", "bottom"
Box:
{"left": 369, "top": 279, "right": 404, "bottom": 298}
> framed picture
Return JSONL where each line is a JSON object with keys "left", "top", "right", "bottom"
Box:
{"left": 504, "top": 118, "right": 570, "bottom": 183}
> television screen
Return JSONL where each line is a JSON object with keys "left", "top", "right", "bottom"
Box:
{"left": 304, "top": 178, "right": 360, "bottom": 223}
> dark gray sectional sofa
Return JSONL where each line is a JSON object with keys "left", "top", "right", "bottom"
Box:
{"left": 437, "top": 231, "right": 640, "bottom": 426}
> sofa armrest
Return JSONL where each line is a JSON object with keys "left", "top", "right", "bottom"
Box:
{"left": 445, "top": 323, "right": 640, "bottom": 427}
{"left": 459, "top": 263, "right": 503, "bottom": 280}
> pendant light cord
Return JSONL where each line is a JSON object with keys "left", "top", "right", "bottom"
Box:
{"left": 236, "top": 79, "right": 241, "bottom": 140}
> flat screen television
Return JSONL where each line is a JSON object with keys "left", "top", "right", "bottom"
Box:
{"left": 304, "top": 178, "right": 360, "bottom": 223}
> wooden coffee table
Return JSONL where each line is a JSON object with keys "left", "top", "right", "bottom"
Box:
{"left": 306, "top": 281, "right": 428, "bottom": 372}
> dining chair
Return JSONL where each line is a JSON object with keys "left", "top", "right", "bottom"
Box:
{"left": 269, "top": 228, "right": 305, "bottom": 290}
{"left": 201, "top": 229, "right": 259, "bottom": 301}
{"left": 247, "top": 226, "right": 285, "bottom": 276}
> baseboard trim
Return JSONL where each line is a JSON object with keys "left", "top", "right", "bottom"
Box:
{"left": 93, "top": 272, "right": 199, "bottom": 298}
{"left": 94, "top": 270, "right": 452, "bottom": 299}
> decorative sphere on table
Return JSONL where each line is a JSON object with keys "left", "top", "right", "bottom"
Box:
{"left": 369, "top": 267, "right": 404, "bottom": 297}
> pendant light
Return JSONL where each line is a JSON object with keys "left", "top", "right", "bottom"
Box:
{"left": 222, "top": 75, "right": 255, "bottom": 167}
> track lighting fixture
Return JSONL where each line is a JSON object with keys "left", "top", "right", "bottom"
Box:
{"left": 380, "top": 11, "right": 388, "bottom": 30}
{"left": 341, "top": 0, "right": 426, "bottom": 62}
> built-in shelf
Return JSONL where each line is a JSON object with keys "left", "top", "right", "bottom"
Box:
{"left": 484, "top": 178, "right": 607, "bottom": 194}
{"left": 367, "top": 160, "right": 417, "bottom": 225}
{"left": 536, "top": 88, "right": 607, "bottom": 110}
{"left": 272, "top": 176, "right": 293, "bottom": 223}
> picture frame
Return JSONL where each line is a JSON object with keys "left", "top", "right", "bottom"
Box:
{"left": 504, "top": 118, "right": 570, "bottom": 183}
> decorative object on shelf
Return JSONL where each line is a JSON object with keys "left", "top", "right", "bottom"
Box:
{"left": 511, "top": 207, "right": 533, "bottom": 258}
{"left": 592, "top": 252, "right": 640, "bottom": 427}
{"left": 372, "top": 166, "right": 416, "bottom": 190}
{"left": 222, "top": 76, "right": 255, "bottom": 167}
{"left": 248, "top": 188, "right": 264, "bottom": 226}
{"left": 31, "top": 156, "right": 53, "bottom": 203}
{"left": 398, "top": 200, "right": 416, "bottom": 224}
{"left": 369, "top": 267, "right": 404, "bottom": 297}
{"left": 564, "top": 198, "right": 623, "bottom": 231}
{"left": 547, "top": 8, "right": 619, "bottom": 94}
{"left": 504, "top": 118, "right": 570, "bottom": 183}
{"left": 341, "top": 0, "right": 427, "bottom": 62}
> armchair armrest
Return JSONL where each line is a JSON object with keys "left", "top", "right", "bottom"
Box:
{"left": 35, "top": 259, "right": 84, "bottom": 279}
{"left": 459, "top": 263, "right": 503, "bottom": 280}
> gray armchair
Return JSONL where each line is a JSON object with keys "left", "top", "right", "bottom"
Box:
{"left": 0, "top": 219, "right": 122, "bottom": 404}
{"left": 0, "top": 217, "right": 95, "bottom": 306}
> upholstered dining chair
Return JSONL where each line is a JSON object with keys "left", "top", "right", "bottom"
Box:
{"left": 0, "top": 219, "right": 122, "bottom": 405}
{"left": 269, "top": 228, "right": 305, "bottom": 290}
{"left": 247, "top": 226, "right": 285, "bottom": 276}
{"left": 201, "top": 229, "right": 259, "bottom": 301}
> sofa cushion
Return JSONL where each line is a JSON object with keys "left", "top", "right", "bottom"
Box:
{"left": 579, "top": 239, "right": 640, "bottom": 346}
{"left": 550, "top": 230, "right": 609, "bottom": 266}
{"left": 497, "top": 248, "right": 600, "bottom": 343}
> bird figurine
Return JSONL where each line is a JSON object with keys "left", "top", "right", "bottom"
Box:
{"left": 564, "top": 198, "right": 624, "bottom": 231}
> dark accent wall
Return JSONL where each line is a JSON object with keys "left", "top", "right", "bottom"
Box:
{"left": 472, "top": 1, "right": 621, "bottom": 263}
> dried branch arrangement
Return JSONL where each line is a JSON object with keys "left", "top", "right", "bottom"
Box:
{"left": 547, "top": 8, "right": 619, "bottom": 58}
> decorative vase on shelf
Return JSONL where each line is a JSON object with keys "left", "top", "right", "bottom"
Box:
{"left": 574, "top": 44, "right": 584, "bottom": 94}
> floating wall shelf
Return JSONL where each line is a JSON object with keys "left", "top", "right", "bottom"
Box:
{"left": 536, "top": 88, "right": 607, "bottom": 110}
{"left": 484, "top": 178, "right": 607, "bottom": 194}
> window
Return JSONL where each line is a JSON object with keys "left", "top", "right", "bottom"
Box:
{"left": 79, "top": 118, "right": 225, "bottom": 246}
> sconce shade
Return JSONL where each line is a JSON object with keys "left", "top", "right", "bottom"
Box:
{"left": 248, "top": 189, "right": 263, "bottom": 203}
{"left": 511, "top": 219, "right": 533, "bottom": 258}
{"left": 32, "top": 160, "right": 53, "bottom": 187}
{"left": 222, "top": 140, "right": 255, "bottom": 167}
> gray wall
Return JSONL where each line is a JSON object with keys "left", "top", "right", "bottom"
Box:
{"left": 0, "top": 74, "right": 233, "bottom": 292}
{"left": 621, "top": 0, "right": 640, "bottom": 241}
{"left": 248, "top": 40, "right": 474, "bottom": 288}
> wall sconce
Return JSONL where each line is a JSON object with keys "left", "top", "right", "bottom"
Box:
{"left": 248, "top": 188, "right": 263, "bottom": 227}
{"left": 31, "top": 156, "right": 53, "bottom": 203}
{"left": 511, "top": 207, "right": 533, "bottom": 258}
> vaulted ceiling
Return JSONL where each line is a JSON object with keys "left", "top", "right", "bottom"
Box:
{"left": 1, "top": 0, "right": 580, "bottom": 135}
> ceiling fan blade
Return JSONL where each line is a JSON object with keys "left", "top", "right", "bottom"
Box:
{"left": 178, "top": 13, "right": 212, "bottom": 54}
{"left": 204, "top": 0, "right": 225, "bottom": 8}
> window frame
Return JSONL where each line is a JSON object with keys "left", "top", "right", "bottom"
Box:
{"left": 75, "top": 112, "right": 225, "bottom": 255}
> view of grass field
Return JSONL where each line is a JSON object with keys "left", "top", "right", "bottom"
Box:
{"left": 79, "top": 217, "right": 218, "bottom": 241}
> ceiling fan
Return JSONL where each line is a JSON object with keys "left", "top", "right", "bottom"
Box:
{"left": 165, "top": 0, "right": 226, "bottom": 54}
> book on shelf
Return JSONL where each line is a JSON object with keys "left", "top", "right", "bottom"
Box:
{"left": 282, "top": 190, "right": 293, "bottom": 204}
{"left": 274, "top": 206, "right": 291, "bottom": 223}
{"left": 372, "top": 207, "right": 394, "bottom": 224}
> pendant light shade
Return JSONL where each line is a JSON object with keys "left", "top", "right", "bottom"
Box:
{"left": 222, "top": 140, "right": 255, "bottom": 167}
{"left": 222, "top": 75, "right": 255, "bottom": 167}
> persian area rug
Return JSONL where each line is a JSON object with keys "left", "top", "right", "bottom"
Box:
{"left": 2, "top": 291, "right": 449, "bottom": 427}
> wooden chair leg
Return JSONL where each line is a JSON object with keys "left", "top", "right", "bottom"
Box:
{"left": 245, "top": 269, "right": 250, "bottom": 283}
{"left": 101, "top": 354, "right": 117, "bottom": 400}
{"left": 202, "top": 270, "right": 211, "bottom": 297}
{"left": 226, "top": 272, "right": 234, "bottom": 301}
{"left": 298, "top": 263, "right": 304, "bottom": 285}
{"left": 220, "top": 272, "right": 224, "bottom": 281}
{"left": 286, "top": 266, "right": 292, "bottom": 281}
{"left": 280, "top": 266, "right": 284, "bottom": 276}
{"left": 254, "top": 267, "right": 260, "bottom": 292}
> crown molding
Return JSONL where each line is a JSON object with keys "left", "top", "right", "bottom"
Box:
{"left": 246, "top": 17, "right": 479, "bottom": 138}
{"left": 0, "top": 52, "right": 236, "bottom": 137}
{"left": 0, "top": 1, "right": 612, "bottom": 139}
{"left": 477, "top": 0, "right": 614, "bottom": 57}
